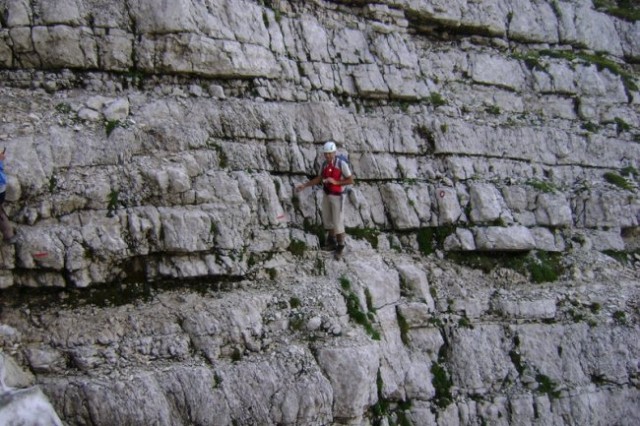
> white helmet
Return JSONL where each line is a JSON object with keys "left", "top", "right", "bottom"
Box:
{"left": 323, "top": 141, "right": 337, "bottom": 153}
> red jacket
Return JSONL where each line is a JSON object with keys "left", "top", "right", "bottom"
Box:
{"left": 322, "top": 159, "right": 343, "bottom": 195}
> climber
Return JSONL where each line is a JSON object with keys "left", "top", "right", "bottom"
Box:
{"left": 0, "top": 148, "right": 16, "bottom": 244}
{"left": 295, "top": 141, "right": 354, "bottom": 259}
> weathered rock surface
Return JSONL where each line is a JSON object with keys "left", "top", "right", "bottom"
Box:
{"left": 0, "top": 0, "right": 639, "bottom": 425}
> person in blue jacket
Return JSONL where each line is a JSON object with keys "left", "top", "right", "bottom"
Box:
{"left": 0, "top": 149, "right": 16, "bottom": 244}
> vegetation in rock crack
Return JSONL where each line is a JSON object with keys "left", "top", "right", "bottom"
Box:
{"left": 613, "top": 117, "right": 631, "bottom": 134}
{"left": 603, "top": 172, "right": 633, "bottom": 190}
{"left": 540, "top": 49, "right": 638, "bottom": 93}
{"left": 287, "top": 239, "right": 307, "bottom": 257}
{"left": 613, "top": 310, "right": 627, "bottom": 325}
{"left": 485, "top": 105, "right": 501, "bottom": 115}
{"left": 107, "top": 189, "right": 120, "bottom": 217}
{"left": 339, "top": 276, "right": 380, "bottom": 340}
{"left": 289, "top": 296, "right": 301, "bottom": 309}
{"left": 593, "top": 0, "right": 640, "bottom": 22}
{"left": 581, "top": 121, "right": 599, "bottom": 133}
{"left": 396, "top": 307, "right": 410, "bottom": 346}
{"left": 417, "top": 226, "right": 456, "bottom": 256}
{"left": 526, "top": 179, "right": 558, "bottom": 193}
{"left": 347, "top": 227, "right": 380, "bottom": 249}
{"left": 457, "top": 315, "right": 473, "bottom": 329}
{"left": 535, "top": 374, "right": 561, "bottom": 399}
{"left": 431, "top": 362, "right": 453, "bottom": 408}
{"left": 105, "top": 119, "right": 122, "bottom": 136}
{"left": 371, "top": 370, "right": 413, "bottom": 426}
{"left": 428, "top": 92, "right": 447, "bottom": 107}
{"left": 446, "top": 251, "right": 564, "bottom": 283}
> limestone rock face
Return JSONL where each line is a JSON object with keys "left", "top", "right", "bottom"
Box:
{"left": 0, "top": 353, "right": 63, "bottom": 426}
{"left": 0, "top": 0, "right": 639, "bottom": 425}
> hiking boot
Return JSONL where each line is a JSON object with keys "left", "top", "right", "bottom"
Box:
{"left": 334, "top": 244, "right": 345, "bottom": 260}
{"left": 322, "top": 237, "right": 336, "bottom": 252}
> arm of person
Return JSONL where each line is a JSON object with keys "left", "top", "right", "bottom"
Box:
{"left": 295, "top": 175, "right": 323, "bottom": 192}
{"left": 323, "top": 174, "right": 354, "bottom": 186}
{"left": 339, "top": 174, "right": 354, "bottom": 186}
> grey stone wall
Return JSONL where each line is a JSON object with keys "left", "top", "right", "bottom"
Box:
{"left": 0, "top": 0, "right": 638, "bottom": 425}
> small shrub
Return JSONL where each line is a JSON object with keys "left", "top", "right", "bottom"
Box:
{"left": 213, "top": 373, "right": 222, "bottom": 388}
{"left": 231, "top": 347, "right": 243, "bottom": 362}
{"left": 613, "top": 310, "right": 626, "bottom": 324}
{"left": 458, "top": 315, "right": 473, "bottom": 329}
{"left": 620, "top": 166, "right": 638, "bottom": 177}
{"left": 107, "top": 189, "right": 120, "bottom": 217}
{"left": 429, "top": 92, "right": 447, "bottom": 107}
{"left": 417, "top": 228, "right": 436, "bottom": 256}
{"left": 289, "top": 314, "right": 305, "bottom": 331}
{"left": 289, "top": 297, "right": 301, "bottom": 309}
{"left": 287, "top": 239, "right": 307, "bottom": 257}
{"left": 536, "top": 374, "right": 561, "bottom": 398}
{"left": 340, "top": 278, "right": 380, "bottom": 340}
{"left": 581, "top": 121, "right": 599, "bottom": 133}
{"left": 414, "top": 125, "right": 436, "bottom": 154}
{"left": 528, "top": 251, "right": 562, "bottom": 283}
{"left": 614, "top": 117, "right": 631, "bottom": 134}
{"left": 526, "top": 179, "right": 557, "bottom": 193}
{"left": 431, "top": 362, "right": 453, "bottom": 408}
{"left": 267, "top": 268, "right": 277, "bottom": 280}
{"left": 569, "top": 308, "right": 586, "bottom": 323}
{"left": 49, "top": 175, "right": 58, "bottom": 193}
{"left": 105, "top": 119, "right": 121, "bottom": 136}
{"left": 55, "top": 102, "right": 72, "bottom": 114}
{"left": 486, "top": 105, "right": 501, "bottom": 115}
{"left": 339, "top": 275, "right": 351, "bottom": 290}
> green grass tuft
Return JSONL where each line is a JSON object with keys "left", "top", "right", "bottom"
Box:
{"left": 428, "top": 92, "right": 447, "bottom": 107}
{"left": 431, "top": 362, "right": 453, "bottom": 408}
{"left": 526, "top": 179, "right": 557, "bottom": 193}
{"left": 287, "top": 239, "right": 307, "bottom": 257}
{"left": 347, "top": 227, "right": 380, "bottom": 249}
{"left": 604, "top": 172, "right": 634, "bottom": 190}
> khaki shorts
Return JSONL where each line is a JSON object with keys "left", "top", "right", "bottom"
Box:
{"left": 322, "top": 193, "right": 345, "bottom": 234}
